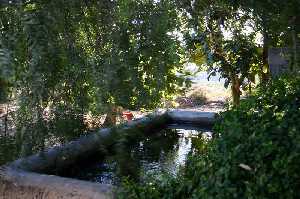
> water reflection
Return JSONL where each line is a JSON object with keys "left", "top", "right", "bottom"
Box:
{"left": 70, "top": 125, "right": 212, "bottom": 185}
{"left": 0, "top": 124, "right": 212, "bottom": 185}
{"left": 0, "top": 128, "right": 83, "bottom": 166}
{"left": 0, "top": 135, "right": 18, "bottom": 165}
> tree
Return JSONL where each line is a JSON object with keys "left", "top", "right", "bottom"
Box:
{"left": 0, "top": 0, "right": 188, "bottom": 155}
{"left": 180, "top": 0, "right": 299, "bottom": 105}
{"left": 182, "top": 0, "right": 261, "bottom": 105}
{"left": 204, "top": 35, "right": 260, "bottom": 105}
{"left": 87, "top": 0, "right": 186, "bottom": 125}
{"left": 229, "top": 0, "right": 300, "bottom": 73}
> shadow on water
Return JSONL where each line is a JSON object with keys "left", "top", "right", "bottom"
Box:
{"left": 60, "top": 125, "right": 212, "bottom": 185}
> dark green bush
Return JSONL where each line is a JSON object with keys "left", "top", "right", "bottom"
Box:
{"left": 117, "top": 75, "right": 300, "bottom": 199}
{"left": 189, "top": 90, "right": 207, "bottom": 106}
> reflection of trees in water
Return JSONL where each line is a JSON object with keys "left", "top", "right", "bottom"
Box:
{"left": 113, "top": 128, "right": 179, "bottom": 182}
{"left": 190, "top": 131, "right": 211, "bottom": 155}
{"left": 0, "top": 113, "right": 87, "bottom": 165}
{"left": 0, "top": 116, "right": 86, "bottom": 166}
{"left": 0, "top": 135, "right": 18, "bottom": 165}
{"left": 48, "top": 113, "right": 87, "bottom": 144}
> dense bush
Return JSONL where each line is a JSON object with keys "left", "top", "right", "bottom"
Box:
{"left": 189, "top": 90, "right": 207, "bottom": 106}
{"left": 117, "top": 75, "right": 300, "bottom": 199}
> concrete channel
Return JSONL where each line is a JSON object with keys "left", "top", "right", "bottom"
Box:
{"left": 0, "top": 110, "right": 216, "bottom": 199}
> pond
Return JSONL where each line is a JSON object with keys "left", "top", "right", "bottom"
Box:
{"left": 60, "top": 124, "right": 212, "bottom": 185}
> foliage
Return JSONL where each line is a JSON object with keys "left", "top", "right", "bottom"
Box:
{"left": 229, "top": 0, "right": 300, "bottom": 72}
{"left": 234, "top": 0, "right": 300, "bottom": 46}
{"left": 117, "top": 75, "right": 300, "bottom": 198}
{"left": 202, "top": 32, "right": 261, "bottom": 105}
{"left": 0, "top": 135, "right": 18, "bottom": 165}
{"left": 0, "top": 0, "right": 188, "bottom": 156}
{"left": 198, "top": 75, "right": 300, "bottom": 198}
{"left": 188, "top": 89, "right": 207, "bottom": 106}
{"left": 184, "top": 0, "right": 263, "bottom": 105}
{"left": 181, "top": 0, "right": 300, "bottom": 104}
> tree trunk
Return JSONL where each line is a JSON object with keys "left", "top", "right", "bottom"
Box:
{"left": 4, "top": 104, "right": 8, "bottom": 136}
{"left": 103, "top": 112, "right": 116, "bottom": 128}
{"left": 248, "top": 81, "right": 252, "bottom": 95}
{"left": 231, "top": 75, "right": 241, "bottom": 106}
{"left": 291, "top": 16, "right": 299, "bottom": 72}
{"left": 262, "top": 26, "right": 271, "bottom": 82}
{"left": 103, "top": 105, "right": 121, "bottom": 127}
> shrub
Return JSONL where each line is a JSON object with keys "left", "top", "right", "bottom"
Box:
{"left": 189, "top": 90, "right": 207, "bottom": 106}
{"left": 117, "top": 75, "right": 300, "bottom": 199}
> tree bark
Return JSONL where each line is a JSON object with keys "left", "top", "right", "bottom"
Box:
{"left": 262, "top": 26, "right": 271, "bottom": 82}
{"left": 291, "top": 16, "right": 299, "bottom": 72}
{"left": 231, "top": 74, "right": 241, "bottom": 106}
{"left": 102, "top": 105, "right": 121, "bottom": 127}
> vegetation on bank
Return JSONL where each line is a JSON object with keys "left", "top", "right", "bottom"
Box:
{"left": 117, "top": 75, "right": 300, "bottom": 198}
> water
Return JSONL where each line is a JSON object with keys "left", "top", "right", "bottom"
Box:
{"left": 0, "top": 135, "right": 19, "bottom": 165}
{"left": 62, "top": 125, "right": 212, "bottom": 185}
{"left": 0, "top": 123, "right": 212, "bottom": 185}
{"left": 0, "top": 128, "right": 83, "bottom": 166}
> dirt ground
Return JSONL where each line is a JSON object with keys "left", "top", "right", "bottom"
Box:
{"left": 173, "top": 82, "right": 230, "bottom": 112}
